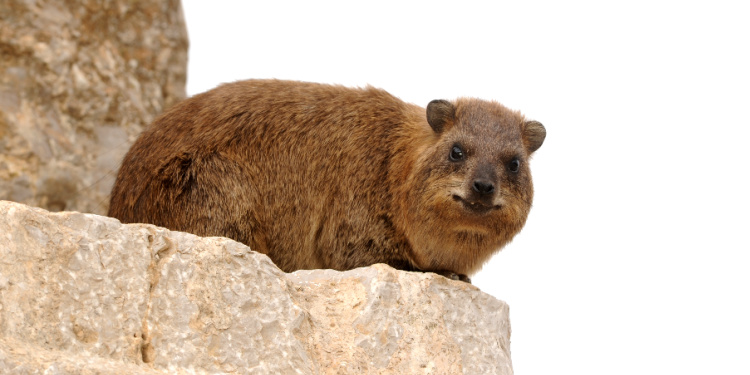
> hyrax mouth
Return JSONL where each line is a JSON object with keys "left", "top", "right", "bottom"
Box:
{"left": 452, "top": 195, "right": 500, "bottom": 215}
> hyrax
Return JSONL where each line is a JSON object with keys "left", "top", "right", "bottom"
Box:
{"left": 109, "top": 79, "right": 545, "bottom": 282}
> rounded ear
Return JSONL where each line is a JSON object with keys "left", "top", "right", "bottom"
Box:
{"left": 426, "top": 99, "right": 455, "bottom": 134}
{"left": 523, "top": 120, "right": 546, "bottom": 153}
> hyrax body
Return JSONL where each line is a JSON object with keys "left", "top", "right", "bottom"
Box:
{"left": 109, "top": 79, "right": 545, "bottom": 281}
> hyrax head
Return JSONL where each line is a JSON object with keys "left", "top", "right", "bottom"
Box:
{"left": 403, "top": 98, "right": 545, "bottom": 274}
{"left": 425, "top": 98, "right": 545, "bottom": 217}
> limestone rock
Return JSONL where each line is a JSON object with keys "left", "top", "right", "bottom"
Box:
{"left": 0, "top": 0, "right": 188, "bottom": 215}
{"left": 0, "top": 200, "right": 513, "bottom": 374}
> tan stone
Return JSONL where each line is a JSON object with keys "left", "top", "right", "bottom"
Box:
{"left": 0, "top": 0, "right": 188, "bottom": 215}
{"left": 0, "top": 200, "right": 513, "bottom": 374}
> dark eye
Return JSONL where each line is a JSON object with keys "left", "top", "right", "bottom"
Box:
{"left": 449, "top": 145, "right": 464, "bottom": 161}
{"left": 508, "top": 158, "right": 521, "bottom": 173}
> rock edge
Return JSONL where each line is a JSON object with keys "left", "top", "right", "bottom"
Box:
{"left": 0, "top": 200, "right": 512, "bottom": 374}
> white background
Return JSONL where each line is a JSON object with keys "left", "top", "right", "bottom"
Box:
{"left": 182, "top": 1, "right": 749, "bottom": 373}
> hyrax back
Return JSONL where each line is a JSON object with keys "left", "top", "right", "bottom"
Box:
{"left": 109, "top": 79, "right": 545, "bottom": 281}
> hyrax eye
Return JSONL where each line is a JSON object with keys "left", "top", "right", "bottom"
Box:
{"left": 508, "top": 158, "right": 521, "bottom": 173}
{"left": 449, "top": 145, "right": 465, "bottom": 162}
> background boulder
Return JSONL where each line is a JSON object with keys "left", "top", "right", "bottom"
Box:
{"left": 0, "top": 0, "right": 188, "bottom": 214}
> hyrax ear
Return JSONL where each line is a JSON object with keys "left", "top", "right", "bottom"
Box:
{"left": 523, "top": 120, "right": 546, "bottom": 153}
{"left": 426, "top": 99, "right": 455, "bottom": 134}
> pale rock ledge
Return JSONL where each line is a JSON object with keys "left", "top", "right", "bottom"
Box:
{"left": 0, "top": 200, "right": 512, "bottom": 374}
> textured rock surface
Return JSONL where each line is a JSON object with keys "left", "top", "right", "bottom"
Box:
{"left": 0, "top": 0, "right": 188, "bottom": 215}
{"left": 0, "top": 200, "right": 513, "bottom": 374}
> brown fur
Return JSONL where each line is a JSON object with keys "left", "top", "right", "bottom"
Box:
{"left": 109, "top": 79, "right": 545, "bottom": 281}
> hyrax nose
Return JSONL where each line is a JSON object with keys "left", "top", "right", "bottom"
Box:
{"left": 472, "top": 179, "right": 495, "bottom": 195}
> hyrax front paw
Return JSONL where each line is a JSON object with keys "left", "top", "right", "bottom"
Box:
{"left": 435, "top": 270, "right": 472, "bottom": 284}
